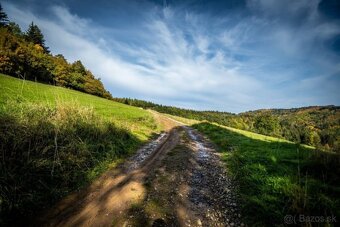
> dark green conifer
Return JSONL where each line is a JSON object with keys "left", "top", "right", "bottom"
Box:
{"left": 0, "top": 3, "right": 9, "bottom": 27}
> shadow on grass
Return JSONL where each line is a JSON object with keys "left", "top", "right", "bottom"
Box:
{"left": 192, "top": 122, "right": 340, "bottom": 226}
{"left": 0, "top": 103, "right": 154, "bottom": 226}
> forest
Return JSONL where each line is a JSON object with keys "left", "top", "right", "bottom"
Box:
{"left": 113, "top": 98, "right": 340, "bottom": 153}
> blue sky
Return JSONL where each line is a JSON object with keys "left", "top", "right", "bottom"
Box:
{"left": 3, "top": 0, "right": 340, "bottom": 112}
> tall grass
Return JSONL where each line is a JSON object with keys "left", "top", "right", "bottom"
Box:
{"left": 193, "top": 122, "right": 339, "bottom": 226}
{"left": 0, "top": 74, "right": 163, "bottom": 224}
{"left": 0, "top": 100, "right": 144, "bottom": 224}
{"left": 0, "top": 74, "right": 160, "bottom": 141}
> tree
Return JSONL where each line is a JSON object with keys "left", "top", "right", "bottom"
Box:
{"left": 25, "top": 22, "right": 49, "bottom": 52}
{"left": 0, "top": 3, "right": 9, "bottom": 27}
{"left": 8, "top": 22, "right": 23, "bottom": 37}
{"left": 52, "top": 54, "right": 71, "bottom": 86}
{"left": 254, "top": 114, "right": 280, "bottom": 136}
{"left": 71, "top": 60, "right": 86, "bottom": 74}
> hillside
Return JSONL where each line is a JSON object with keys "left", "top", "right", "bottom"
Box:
{"left": 0, "top": 74, "right": 159, "bottom": 139}
{"left": 0, "top": 74, "right": 162, "bottom": 223}
{"left": 0, "top": 26, "right": 112, "bottom": 99}
{"left": 240, "top": 106, "right": 340, "bottom": 150}
{"left": 114, "top": 98, "right": 340, "bottom": 152}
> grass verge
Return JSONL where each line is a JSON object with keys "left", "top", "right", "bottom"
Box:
{"left": 0, "top": 74, "right": 162, "bottom": 224}
{"left": 192, "top": 122, "right": 339, "bottom": 226}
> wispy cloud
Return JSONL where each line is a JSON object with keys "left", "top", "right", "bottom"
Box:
{"left": 3, "top": 0, "right": 340, "bottom": 112}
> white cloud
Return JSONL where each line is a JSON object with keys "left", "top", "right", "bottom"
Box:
{"left": 51, "top": 6, "right": 92, "bottom": 35}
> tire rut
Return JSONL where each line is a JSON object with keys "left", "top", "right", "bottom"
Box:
{"left": 38, "top": 122, "right": 180, "bottom": 227}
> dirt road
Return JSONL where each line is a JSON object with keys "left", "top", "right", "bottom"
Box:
{"left": 39, "top": 112, "right": 242, "bottom": 227}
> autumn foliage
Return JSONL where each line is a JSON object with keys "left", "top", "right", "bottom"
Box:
{"left": 0, "top": 24, "right": 112, "bottom": 99}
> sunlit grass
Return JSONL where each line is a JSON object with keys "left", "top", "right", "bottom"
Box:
{"left": 0, "top": 74, "right": 162, "bottom": 224}
{"left": 212, "top": 122, "right": 315, "bottom": 149}
{"left": 0, "top": 74, "right": 162, "bottom": 140}
{"left": 162, "top": 113, "right": 200, "bottom": 125}
{"left": 192, "top": 122, "right": 339, "bottom": 226}
{"left": 166, "top": 114, "right": 315, "bottom": 149}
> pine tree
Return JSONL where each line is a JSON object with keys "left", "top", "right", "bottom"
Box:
{"left": 8, "top": 22, "right": 23, "bottom": 37}
{"left": 0, "top": 3, "right": 9, "bottom": 27}
{"left": 25, "top": 22, "right": 49, "bottom": 52}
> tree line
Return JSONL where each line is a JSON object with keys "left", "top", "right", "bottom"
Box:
{"left": 113, "top": 98, "right": 340, "bottom": 153}
{"left": 0, "top": 4, "right": 112, "bottom": 99}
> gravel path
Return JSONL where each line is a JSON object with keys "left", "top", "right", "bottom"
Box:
{"left": 38, "top": 113, "right": 243, "bottom": 227}
{"left": 186, "top": 126, "right": 243, "bottom": 227}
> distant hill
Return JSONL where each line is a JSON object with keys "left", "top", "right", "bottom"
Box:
{"left": 243, "top": 105, "right": 339, "bottom": 114}
{"left": 113, "top": 98, "right": 340, "bottom": 152}
{"left": 239, "top": 106, "right": 340, "bottom": 150}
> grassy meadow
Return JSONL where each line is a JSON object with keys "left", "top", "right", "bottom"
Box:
{"left": 0, "top": 74, "right": 159, "bottom": 140}
{"left": 0, "top": 74, "right": 161, "bottom": 223}
{"left": 192, "top": 122, "right": 339, "bottom": 226}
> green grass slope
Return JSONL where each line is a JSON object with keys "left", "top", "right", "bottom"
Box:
{"left": 0, "top": 74, "right": 161, "bottom": 224}
{"left": 0, "top": 73, "right": 159, "bottom": 140}
{"left": 192, "top": 122, "right": 339, "bottom": 226}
